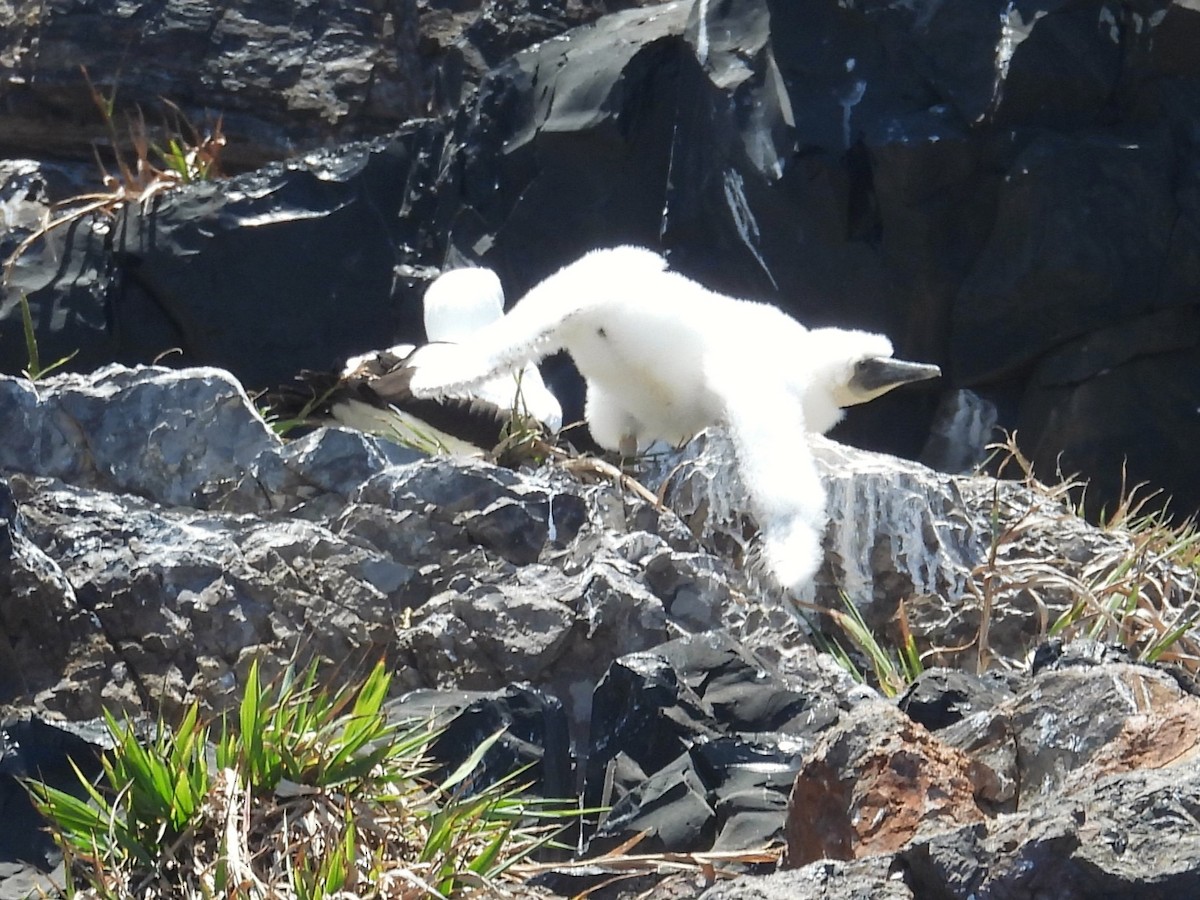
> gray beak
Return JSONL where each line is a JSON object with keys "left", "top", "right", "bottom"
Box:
{"left": 851, "top": 357, "right": 942, "bottom": 395}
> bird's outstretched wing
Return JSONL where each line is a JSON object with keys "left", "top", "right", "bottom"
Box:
{"left": 407, "top": 246, "right": 668, "bottom": 400}
{"left": 708, "top": 356, "right": 827, "bottom": 595}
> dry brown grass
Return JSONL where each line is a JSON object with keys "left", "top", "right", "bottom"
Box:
{"left": 967, "top": 433, "right": 1200, "bottom": 674}
{"left": 3, "top": 66, "right": 225, "bottom": 283}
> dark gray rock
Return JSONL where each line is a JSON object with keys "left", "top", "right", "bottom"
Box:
{"left": 118, "top": 128, "right": 449, "bottom": 388}
{"left": 600, "top": 750, "right": 718, "bottom": 851}
{"left": 0, "top": 0, "right": 426, "bottom": 168}
{"left": 0, "top": 477, "right": 103, "bottom": 715}
{"left": 954, "top": 131, "right": 1178, "bottom": 384}
{"left": 0, "top": 201, "right": 117, "bottom": 385}
{"left": 1029, "top": 637, "right": 1133, "bottom": 674}
{"left": 385, "top": 683, "right": 573, "bottom": 801}
{"left": 464, "top": 494, "right": 550, "bottom": 565}
{"left": 0, "top": 366, "right": 277, "bottom": 507}
{"left": 1, "top": 127, "right": 448, "bottom": 391}
{"left": 405, "top": 570, "right": 578, "bottom": 686}
{"left": 421, "top": 0, "right": 657, "bottom": 114}
{"left": 6, "top": 473, "right": 425, "bottom": 719}
{"left": 584, "top": 631, "right": 855, "bottom": 853}
{"left": 2, "top": 359, "right": 1200, "bottom": 898}
{"left": 954, "top": 656, "right": 1199, "bottom": 813}
{"left": 648, "top": 430, "right": 1200, "bottom": 683}
{"left": 699, "top": 855, "right": 910, "bottom": 900}
{"left": 903, "top": 762, "right": 1200, "bottom": 898}
{"left": 208, "top": 424, "right": 422, "bottom": 515}
{"left": 898, "top": 668, "right": 1016, "bottom": 732}
{"left": 1016, "top": 319, "right": 1200, "bottom": 519}
{"left": 0, "top": 0, "right": 647, "bottom": 171}
{"left": 394, "top": 546, "right": 712, "bottom": 736}
{"left": 778, "top": 653, "right": 1200, "bottom": 896}
{"left": 0, "top": 717, "right": 107, "bottom": 900}
{"left": 0, "top": 365, "right": 741, "bottom": 734}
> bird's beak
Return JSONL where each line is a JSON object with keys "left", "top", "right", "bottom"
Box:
{"left": 849, "top": 357, "right": 942, "bottom": 400}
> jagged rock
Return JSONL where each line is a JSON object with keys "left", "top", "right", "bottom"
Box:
{"left": 652, "top": 429, "right": 992, "bottom": 623}
{"left": 385, "top": 683, "right": 573, "bottom": 801}
{"left": 769, "top": 645, "right": 1200, "bottom": 895}
{"left": 0, "top": 0, "right": 649, "bottom": 169}
{"left": 419, "top": 0, "right": 657, "bottom": 114}
{"left": 4, "top": 362, "right": 1200, "bottom": 898}
{"left": 621, "top": 643, "right": 1200, "bottom": 895}
{"left": 3, "top": 5, "right": 1200, "bottom": 896}
{"left": 897, "top": 668, "right": 1016, "bottom": 732}
{"left": 1029, "top": 637, "right": 1133, "bottom": 673}
{"left": 0, "top": 478, "right": 104, "bottom": 717}
{"left": 902, "top": 760, "right": 1200, "bottom": 897}
{"left": 718, "top": 740, "right": 1200, "bottom": 900}
{"left": 1, "top": 127, "right": 449, "bottom": 389}
{"left": 935, "top": 654, "right": 1200, "bottom": 815}
{"left": 207, "top": 425, "right": 423, "bottom": 515}
{"left": 4, "top": 471, "right": 432, "bottom": 719}
{"left": 583, "top": 631, "right": 860, "bottom": 853}
{"left": 0, "top": 366, "right": 742, "bottom": 731}
{"left": 0, "top": 365, "right": 277, "bottom": 507}
{"left": 650, "top": 429, "right": 1199, "bottom": 676}
{"left": 784, "top": 700, "right": 989, "bottom": 867}
{"left": 699, "top": 855, "right": 910, "bottom": 900}
{"left": 0, "top": 362, "right": 761, "bottom": 888}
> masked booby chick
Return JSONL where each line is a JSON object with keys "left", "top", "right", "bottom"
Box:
{"left": 405, "top": 246, "right": 940, "bottom": 592}
{"left": 282, "top": 267, "right": 562, "bottom": 455}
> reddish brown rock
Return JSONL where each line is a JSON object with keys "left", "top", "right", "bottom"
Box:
{"left": 784, "top": 699, "right": 987, "bottom": 867}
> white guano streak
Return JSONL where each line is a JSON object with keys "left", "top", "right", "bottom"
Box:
{"left": 992, "top": 3, "right": 1047, "bottom": 115}
{"left": 696, "top": 0, "right": 711, "bottom": 66}
{"left": 841, "top": 80, "right": 867, "bottom": 148}
{"left": 722, "top": 169, "right": 779, "bottom": 290}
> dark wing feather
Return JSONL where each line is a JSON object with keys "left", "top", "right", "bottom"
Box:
{"left": 269, "top": 348, "right": 518, "bottom": 450}
{"left": 352, "top": 349, "right": 511, "bottom": 450}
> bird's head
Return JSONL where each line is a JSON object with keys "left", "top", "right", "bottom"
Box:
{"left": 840, "top": 354, "right": 943, "bottom": 406}
{"left": 422, "top": 267, "right": 506, "bottom": 342}
{"left": 807, "top": 328, "right": 941, "bottom": 408}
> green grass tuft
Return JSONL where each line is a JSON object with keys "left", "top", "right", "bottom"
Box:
{"left": 28, "top": 658, "right": 580, "bottom": 898}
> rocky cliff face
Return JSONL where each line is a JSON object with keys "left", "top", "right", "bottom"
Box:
{"left": 2, "top": 366, "right": 1200, "bottom": 898}
{"left": 3, "top": 0, "right": 1200, "bottom": 515}
{"left": 5, "top": 1, "right": 1200, "bottom": 896}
